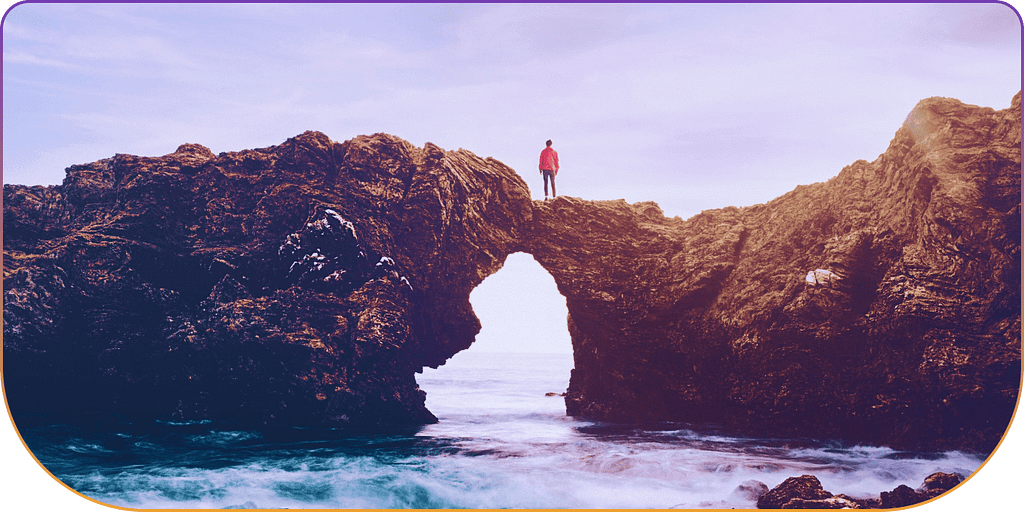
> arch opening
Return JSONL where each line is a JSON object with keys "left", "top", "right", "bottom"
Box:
{"left": 416, "top": 252, "right": 574, "bottom": 420}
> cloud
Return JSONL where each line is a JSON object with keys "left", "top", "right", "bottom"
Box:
{"left": 2, "top": 49, "right": 81, "bottom": 70}
{"left": 2, "top": 2, "right": 1019, "bottom": 219}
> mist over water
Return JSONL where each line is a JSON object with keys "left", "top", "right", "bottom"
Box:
{"left": 16, "top": 350, "right": 983, "bottom": 509}
{"left": 414, "top": 351, "right": 983, "bottom": 508}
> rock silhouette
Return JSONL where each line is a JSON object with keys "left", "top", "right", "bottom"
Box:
{"left": 4, "top": 92, "right": 1019, "bottom": 452}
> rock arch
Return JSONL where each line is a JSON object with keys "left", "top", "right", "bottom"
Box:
{"left": 4, "top": 92, "right": 1020, "bottom": 452}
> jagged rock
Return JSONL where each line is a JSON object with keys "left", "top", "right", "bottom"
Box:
{"left": 878, "top": 484, "right": 922, "bottom": 509}
{"left": 919, "top": 471, "right": 963, "bottom": 495}
{"left": 4, "top": 132, "right": 533, "bottom": 427}
{"left": 759, "top": 471, "right": 966, "bottom": 509}
{"left": 875, "top": 471, "right": 964, "bottom": 508}
{"left": 3, "top": 93, "right": 1019, "bottom": 452}
{"left": 757, "top": 475, "right": 834, "bottom": 509}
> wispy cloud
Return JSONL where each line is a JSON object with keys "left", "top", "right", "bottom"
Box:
{"left": 3, "top": 2, "right": 1019, "bottom": 218}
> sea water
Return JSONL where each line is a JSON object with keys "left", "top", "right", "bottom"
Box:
{"left": 17, "top": 350, "right": 983, "bottom": 509}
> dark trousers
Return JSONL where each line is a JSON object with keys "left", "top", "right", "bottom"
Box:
{"left": 542, "top": 169, "right": 557, "bottom": 197}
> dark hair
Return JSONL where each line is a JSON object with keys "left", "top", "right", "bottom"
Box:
{"left": 545, "top": 140, "right": 552, "bottom": 146}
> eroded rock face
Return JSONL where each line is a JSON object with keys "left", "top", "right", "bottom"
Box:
{"left": 4, "top": 93, "right": 1020, "bottom": 451}
{"left": 525, "top": 93, "right": 1021, "bottom": 451}
{"left": 4, "top": 132, "right": 533, "bottom": 427}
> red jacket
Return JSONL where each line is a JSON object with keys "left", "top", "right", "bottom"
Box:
{"left": 539, "top": 147, "right": 559, "bottom": 174}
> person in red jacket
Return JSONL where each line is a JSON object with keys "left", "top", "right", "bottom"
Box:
{"left": 538, "top": 139, "right": 559, "bottom": 200}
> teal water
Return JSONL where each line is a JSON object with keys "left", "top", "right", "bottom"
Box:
{"left": 17, "top": 351, "right": 983, "bottom": 509}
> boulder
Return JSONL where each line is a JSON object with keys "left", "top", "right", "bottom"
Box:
{"left": 732, "top": 480, "right": 770, "bottom": 502}
{"left": 757, "top": 475, "right": 834, "bottom": 509}
{"left": 759, "top": 471, "right": 967, "bottom": 509}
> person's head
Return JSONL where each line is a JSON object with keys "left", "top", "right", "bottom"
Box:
{"left": 545, "top": 140, "right": 552, "bottom": 147}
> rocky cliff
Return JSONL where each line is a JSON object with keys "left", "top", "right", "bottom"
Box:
{"left": 4, "top": 133, "right": 533, "bottom": 428}
{"left": 527, "top": 93, "right": 1021, "bottom": 451}
{"left": 4, "top": 92, "right": 1020, "bottom": 451}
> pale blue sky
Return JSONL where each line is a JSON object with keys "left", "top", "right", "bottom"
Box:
{"left": 0, "top": 0, "right": 1019, "bottom": 357}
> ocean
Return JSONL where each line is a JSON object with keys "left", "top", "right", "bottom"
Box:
{"left": 15, "top": 350, "right": 985, "bottom": 509}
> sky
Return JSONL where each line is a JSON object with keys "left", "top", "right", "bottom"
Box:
{"left": 1, "top": 2, "right": 1022, "bottom": 510}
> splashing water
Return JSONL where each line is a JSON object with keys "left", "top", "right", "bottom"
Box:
{"left": 17, "top": 351, "right": 983, "bottom": 509}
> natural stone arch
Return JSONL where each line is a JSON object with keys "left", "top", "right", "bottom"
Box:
{"left": 3, "top": 92, "right": 1020, "bottom": 454}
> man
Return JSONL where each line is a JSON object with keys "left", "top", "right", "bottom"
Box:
{"left": 538, "top": 139, "right": 559, "bottom": 200}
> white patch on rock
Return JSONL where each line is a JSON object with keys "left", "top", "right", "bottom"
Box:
{"left": 324, "top": 209, "right": 357, "bottom": 240}
{"left": 323, "top": 269, "right": 347, "bottom": 283}
{"left": 805, "top": 269, "right": 840, "bottom": 286}
{"left": 278, "top": 233, "right": 303, "bottom": 257}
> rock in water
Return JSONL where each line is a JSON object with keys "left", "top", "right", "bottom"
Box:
{"left": 525, "top": 92, "right": 1021, "bottom": 451}
{"left": 732, "top": 480, "right": 770, "bottom": 502}
{"left": 3, "top": 132, "right": 533, "bottom": 428}
{"left": 756, "top": 475, "right": 834, "bottom": 509}
{"left": 4, "top": 93, "right": 1020, "bottom": 451}
{"left": 759, "top": 471, "right": 965, "bottom": 509}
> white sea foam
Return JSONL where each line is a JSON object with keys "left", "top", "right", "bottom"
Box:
{"left": 414, "top": 351, "right": 985, "bottom": 508}
{"left": 24, "top": 351, "right": 986, "bottom": 509}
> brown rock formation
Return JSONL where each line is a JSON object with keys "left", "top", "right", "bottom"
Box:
{"left": 874, "top": 471, "right": 964, "bottom": 509}
{"left": 3, "top": 92, "right": 1020, "bottom": 453}
{"left": 4, "top": 132, "right": 533, "bottom": 427}
{"left": 525, "top": 92, "right": 1021, "bottom": 451}
{"left": 755, "top": 471, "right": 964, "bottom": 509}
{"left": 755, "top": 475, "right": 848, "bottom": 509}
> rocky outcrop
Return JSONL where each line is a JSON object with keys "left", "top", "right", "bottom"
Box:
{"left": 3, "top": 92, "right": 1020, "bottom": 451}
{"left": 756, "top": 475, "right": 849, "bottom": 509}
{"left": 525, "top": 92, "right": 1021, "bottom": 451}
{"left": 4, "top": 132, "right": 533, "bottom": 427}
{"left": 755, "top": 472, "right": 964, "bottom": 509}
